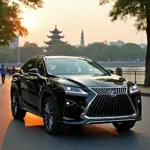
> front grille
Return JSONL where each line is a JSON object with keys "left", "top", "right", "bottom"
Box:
{"left": 86, "top": 88, "right": 135, "bottom": 117}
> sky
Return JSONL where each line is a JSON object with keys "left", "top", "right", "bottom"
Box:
{"left": 20, "top": 0, "right": 147, "bottom": 47}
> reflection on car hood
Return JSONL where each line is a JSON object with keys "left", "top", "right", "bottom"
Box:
{"left": 58, "top": 74, "right": 127, "bottom": 88}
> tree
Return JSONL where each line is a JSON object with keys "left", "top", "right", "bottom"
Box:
{"left": 102, "top": 45, "right": 121, "bottom": 61}
{"left": 49, "top": 43, "right": 77, "bottom": 56}
{"left": 120, "top": 43, "right": 143, "bottom": 60}
{"left": 100, "top": 0, "right": 150, "bottom": 85}
{"left": 83, "top": 43, "right": 107, "bottom": 60}
{"left": 23, "top": 42, "right": 38, "bottom": 48}
{"left": 19, "top": 47, "right": 44, "bottom": 62}
{"left": 0, "top": 49, "right": 16, "bottom": 63}
{"left": 0, "top": 0, "right": 43, "bottom": 46}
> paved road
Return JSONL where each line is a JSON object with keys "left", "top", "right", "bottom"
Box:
{"left": 0, "top": 78, "right": 150, "bottom": 150}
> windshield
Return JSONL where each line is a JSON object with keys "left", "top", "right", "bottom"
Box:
{"left": 46, "top": 58, "right": 109, "bottom": 76}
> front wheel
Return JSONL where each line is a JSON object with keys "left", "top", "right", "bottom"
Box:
{"left": 113, "top": 121, "right": 136, "bottom": 131}
{"left": 43, "top": 97, "right": 63, "bottom": 135}
{"left": 11, "top": 90, "right": 26, "bottom": 120}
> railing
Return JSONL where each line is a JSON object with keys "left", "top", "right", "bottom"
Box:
{"left": 121, "top": 71, "right": 145, "bottom": 85}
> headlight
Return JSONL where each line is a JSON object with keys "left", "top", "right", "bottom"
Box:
{"left": 63, "top": 85, "right": 88, "bottom": 95}
{"left": 129, "top": 84, "right": 140, "bottom": 94}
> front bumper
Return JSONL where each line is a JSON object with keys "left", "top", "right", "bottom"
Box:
{"left": 62, "top": 87, "right": 142, "bottom": 125}
{"left": 61, "top": 116, "right": 142, "bottom": 125}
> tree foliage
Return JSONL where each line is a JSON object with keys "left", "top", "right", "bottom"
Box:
{"left": 19, "top": 47, "right": 44, "bottom": 62}
{"left": 0, "top": 42, "right": 146, "bottom": 63}
{"left": 48, "top": 42, "right": 145, "bottom": 62}
{"left": 23, "top": 42, "right": 38, "bottom": 47}
{"left": 99, "top": 0, "right": 150, "bottom": 85}
{"left": 0, "top": 0, "right": 43, "bottom": 46}
{"left": 0, "top": 48, "right": 16, "bottom": 63}
{"left": 100, "top": 0, "right": 150, "bottom": 30}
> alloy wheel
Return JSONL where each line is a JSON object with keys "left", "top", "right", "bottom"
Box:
{"left": 11, "top": 92, "right": 18, "bottom": 115}
{"left": 44, "top": 101, "right": 54, "bottom": 131}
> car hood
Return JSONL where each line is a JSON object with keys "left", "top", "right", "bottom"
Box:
{"left": 56, "top": 74, "right": 127, "bottom": 88}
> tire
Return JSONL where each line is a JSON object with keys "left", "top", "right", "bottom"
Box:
{"left": 113, "top": 121, "right": 136, "bottom": 131}
{"left": 11, "top": 90, "right": 26, "bottom": 120}
{"left": 43, "top": 97, "right": 63, "bottom": 135}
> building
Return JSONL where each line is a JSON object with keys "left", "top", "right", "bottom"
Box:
{"left": 80, "top": 30, "right": 85, "bottom": 47}
{"left": 109, "top": 40, "right": 125, "bottom": 46}
{"left": 9, "top": 37, "right": 19, "bottom": 49}
{"left": 103, "top": 40, "right": 108, "bottom": 45}
{"left": 139, "top": 43, "right": 147, "bottom": 49}
{"left": 99, "top": 40, "right": 108, "bottom": 45}
{"left": 74, "top": 45, "right": 80, "bottom": 48}
{"left": 44, "top": 25, "right": 67, "bottom": 51}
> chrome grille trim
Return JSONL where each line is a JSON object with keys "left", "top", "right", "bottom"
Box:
{"left": 81, "top": 87, "right": 137, "bottom": 120}
{"left": 92, "top": 87, "right": 127, "bottom": 95}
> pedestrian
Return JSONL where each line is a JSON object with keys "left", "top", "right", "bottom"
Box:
{"left": 8, "top": 68, "right": 11, "bottom": 78}
{"left": 0, "top": 64, "right": 6, "bottom": 83}
{"left": 6, "top": 67, "right": 9, "bottom": 76}
{"left": 12, "top": 66, "right": 16, "bottom": 75}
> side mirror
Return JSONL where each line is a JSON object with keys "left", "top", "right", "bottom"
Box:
{"left": 107, "top": 69, "right": 114, "bottom": 74}
{"left": 28, "top": 68, "right": 39, "bottom": 75}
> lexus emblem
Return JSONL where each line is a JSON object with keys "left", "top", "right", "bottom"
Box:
{"left": 108, "top": 90, "right": 117, "bottom": 97}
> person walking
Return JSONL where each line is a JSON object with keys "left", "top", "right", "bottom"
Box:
{"left": 0, "top": 64, "right": 6, "bottom": 83}
{"left": 6, "top": 67, "right": 9, "bottom": 75}
{"left": 8, "top": 68, "right": 11, "bottom": 77}
{"left": 12, "top": 66, "right": 16, "bottom": 75}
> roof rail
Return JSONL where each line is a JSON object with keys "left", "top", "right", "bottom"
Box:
{"left": 36, "top": 55, "right": 45, "bottom": 57}
{"left": 81, "top": 56, "right": 90, "bottom": 59}
{"left": 28, "top": 55, "right": 46, "bottom": 60}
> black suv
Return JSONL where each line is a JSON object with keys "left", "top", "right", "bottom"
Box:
{"left": 10, "top": 56, "right": 142, "bottom": 135}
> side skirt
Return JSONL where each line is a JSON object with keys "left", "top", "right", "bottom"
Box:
{"left": 18, "top": 96, "right": 42, "bottom": 117}
{"left": 20, "top": 107, "right": 43, "bottom": 117}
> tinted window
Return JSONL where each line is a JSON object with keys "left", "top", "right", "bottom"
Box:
{"left": 21, "top": 58, "right": 36, "bottom": 73}
{"left": 46, "top": 58, "right": 109, "bottom": 76}
{"left": 35, "top": 59, "right": 45, "bottom": 76}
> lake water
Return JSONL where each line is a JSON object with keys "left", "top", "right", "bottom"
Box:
{"left": 105, "top": 67, "right": 145, "bottom": 85}
{"left": 106, "top": 67, "right": 145, "bottom": 71}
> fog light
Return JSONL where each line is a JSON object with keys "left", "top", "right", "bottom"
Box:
{"left": 65, "top": 99, "right": 75, "bottom": 107}
{"left": 66, "top": 102, "right": 70, "bottom": 105}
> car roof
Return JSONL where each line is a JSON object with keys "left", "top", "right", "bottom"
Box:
{"left": 46, "top": 56, "right": 88, "bottom": 59}
{"left": 37, "top": 55, "right": 90, "bottom": 60}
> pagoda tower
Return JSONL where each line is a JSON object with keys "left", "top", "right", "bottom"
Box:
{"left": 80, "top": 30, "right": 85, "bottom": 47}
{"left": 44, "top": 25, "right": 67, "bottom": 51}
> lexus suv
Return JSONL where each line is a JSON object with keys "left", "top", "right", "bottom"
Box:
{"left": 10, "top": 56, "right": 142, "bottom": 135}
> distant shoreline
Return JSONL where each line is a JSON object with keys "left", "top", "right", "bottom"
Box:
{"left": 99, "top": 63, "right": 145, "bottom": 68}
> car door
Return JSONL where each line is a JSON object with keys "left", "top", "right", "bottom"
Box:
{"left": 27, "top": 58, "right": 47, "bottom": 110}
{"left": 20, "top": 58, "right": 36, "bottom": 106}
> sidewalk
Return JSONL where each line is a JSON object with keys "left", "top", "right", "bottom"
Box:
{"left": 140, "top": 87, "right": 150, "bottom": 96}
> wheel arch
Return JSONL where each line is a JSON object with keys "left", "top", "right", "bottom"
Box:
{"left": 40, "top": 90, "right": 53, "bottom": 114}
{"left": 40, "top": 89, "right": 65, "bottom": 117}
{"left": 11, "top": 82, "right": 19, "bottom": 98}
